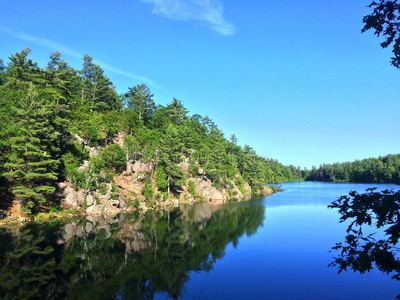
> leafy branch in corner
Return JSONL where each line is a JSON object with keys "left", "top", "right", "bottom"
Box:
{"left": 328, "top": 188, "right": 400, "bottom": 284}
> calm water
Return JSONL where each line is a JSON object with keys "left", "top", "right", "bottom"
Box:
{"left": 1, "top": 182, "right": 399, "bottom": 299}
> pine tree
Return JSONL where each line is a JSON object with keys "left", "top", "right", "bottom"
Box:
{"left": 45, "top": 51, "right": 80, "bottom": 153}
{"left": 3, "top": 84, "right": 59, "bottom": 213}
{"left": 124, "top": 83, "right": 155, "bottom": 123}
{"left": 159, "top": 125, "right": 184, "bottom": 198}
{"left": 7, "top": 48, "right": 46, "bottom": 87}
{"left": 80, "top": 55, "right": 121, "bottom": 112}
{"left": 165, "top": 98, "right": 188, "bottom": 125}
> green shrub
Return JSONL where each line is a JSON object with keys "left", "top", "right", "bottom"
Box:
{"left": 98, "top": 183, "right": 108, "bottom": 195}
{"left": 100, "top": 144, "right": 126, "bottom": 173}
{"left": 62, "top": 152, "right": 86, "bottom": 187}
{"left": 87, "top": 125, "right": 100, "bottom": 146}
{"left": 189, "top": 164, "right": 199, "bottom": 176}
{"left": 111, "top": 182, "right": 120, "bottom": 199}
{"left": 155, "top": 166, "right": 168, "bottom": 190}
{"left": 141, "top": 177, "right": 153, "bottom": 200}
{"left": 235, "top": 178, "right": 246, "bottom": 195}
{"left": 188, "top": 180, "right": 196, "bottom": 197}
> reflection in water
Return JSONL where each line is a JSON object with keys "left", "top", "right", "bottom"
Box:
{"left": 0, "top": 203, "right": 264, "bottom": 299}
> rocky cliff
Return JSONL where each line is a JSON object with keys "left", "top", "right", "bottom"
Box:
{"left": 59, "top": 134, "right": 273, "bottom": 215}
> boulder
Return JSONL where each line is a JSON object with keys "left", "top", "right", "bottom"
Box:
{"left": 137, "top": 174, "right": 146, "bottom": 182}
{"left": 131, "top": 160, "right": 152, "bottom": 174}
{"left": 63, "top": 185, "right": 85, "bottom": 208}
{"left": 178, "top": 161, "right": 190, "bottom": 172}
{"left": 85, "top": 222, "right": 94, "bottom": 233}
{"left": 86, "top": 194, "right": 95, "bottom": 207}
{"left": 193, "top": 178, "right": 225, "bottom": 204}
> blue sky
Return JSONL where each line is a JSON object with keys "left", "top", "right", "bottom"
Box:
{"left": 1, "top": 0, "right": 399, "bottom": 168}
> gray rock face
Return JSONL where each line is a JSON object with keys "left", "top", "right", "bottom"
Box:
{"left": 193, "top": 178, "right": 225, "bottom": 204}
{"left": 131, "top": 160, "right": 152, "bottom": 174}
{"left": 63, "top": 185, "right": 84, "bottom": 208}
{"left": 61, "top": 181, "right": 123, "bottom": 215}
{"left": 86, "top": 195, "right": 95, "bottom": 207}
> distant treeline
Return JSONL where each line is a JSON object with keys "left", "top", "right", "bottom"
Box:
{"left": 305, "top": 154, "right": 400, "bottom": 184}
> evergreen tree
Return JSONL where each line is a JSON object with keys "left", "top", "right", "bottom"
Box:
{"left": 3, "top": 84, "right": 59, "bottom": 213}
{"left": 124, "top": 83, "right": 155, "bottom": 123}
{"left": 80, "top": 55, "right": 120, "bottom": 112}
{"left": 165, "top": 98, "right": 188, "bottom": 125}
{"left": 159, "top": 125, "right": 184, "bottom": 197}
{"left": 6, "top": 48, "right": 45, "bottom": 87}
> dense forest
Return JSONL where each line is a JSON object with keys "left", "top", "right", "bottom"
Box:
{"left": 0, "top": 48, "right": 398, "bottom": 217}
{"left": 0, "top": 48, "right": 304, "bottom": 215}
{"left": 305, "top": 154, "right": 400, "bottom": 184}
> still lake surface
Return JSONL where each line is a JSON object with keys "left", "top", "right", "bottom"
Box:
{"left": 1, "top": 182, "right": 399, "bottom": 299}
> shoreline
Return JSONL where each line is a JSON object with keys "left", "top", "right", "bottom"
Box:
{"left": 0, "top": 189, "right": 276, "bottom": 228}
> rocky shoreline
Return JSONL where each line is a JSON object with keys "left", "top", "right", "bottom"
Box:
{"left": 1, "top": 132, "right": 275, "bottom": 226}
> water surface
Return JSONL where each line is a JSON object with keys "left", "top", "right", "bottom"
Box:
{"left": 1, "top": 182, "right": 399, "bottom": 299}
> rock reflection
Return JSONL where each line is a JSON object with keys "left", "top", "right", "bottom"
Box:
{"left": 0, "top": 203, "right": 264, "bottom": 299}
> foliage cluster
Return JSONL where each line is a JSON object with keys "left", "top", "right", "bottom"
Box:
{"left": 329, "top": 188, "right": 400, "bottom": 290}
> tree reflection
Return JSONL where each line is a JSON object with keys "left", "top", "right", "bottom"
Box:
{"left": 0, "top": 203, "right": 264, "bottom": 299}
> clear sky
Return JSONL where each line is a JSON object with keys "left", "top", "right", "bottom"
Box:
{"left": 0, "top": 0, "right": 399, "bottom": 168}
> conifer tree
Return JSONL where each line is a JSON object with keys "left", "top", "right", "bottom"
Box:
{"left": 7, "top": 48, "right": 45, "bottom": 87}
{"left": 45, "top": 51, "right": 81, "bottom": 152}
{"left": 165, "top": 98, "right": 188, "bottom": 125}
{"left": 3, "top": 84, "right": 59, "bottom": 213}
{"left": 80, "top": 55, "right": 120, "bottom": 112}
{"left": 159, "top": 125, "right": 184, "bottom": 197}
{"left": 124, "top": 83, "right": 155, "bottom": 123}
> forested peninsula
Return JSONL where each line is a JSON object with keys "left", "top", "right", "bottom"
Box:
{"left": 0, "top": 48, "right": 305, "bottom": 220}
{"left": 0, "top": 49, "right": 399, "bottom": 222}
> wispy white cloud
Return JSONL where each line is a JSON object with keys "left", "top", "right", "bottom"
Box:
{"left": 141, "top": 0, "right": 235, "bottom": 36}
{"left": 0, "top": 26, "right": 158, "bottom": 87}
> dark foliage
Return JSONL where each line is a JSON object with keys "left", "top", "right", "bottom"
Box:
{"left": 329, "top": 188, "right": 400, "bottom": 295}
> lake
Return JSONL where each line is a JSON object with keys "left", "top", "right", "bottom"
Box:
{"left": 1, "top": 182, "right": 399, "bottom": 299}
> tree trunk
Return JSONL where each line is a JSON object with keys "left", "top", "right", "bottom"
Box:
{"left": 167, "top": 174, "right": 170, "bottom": 200}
